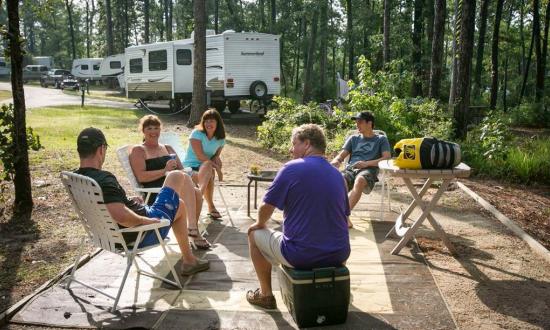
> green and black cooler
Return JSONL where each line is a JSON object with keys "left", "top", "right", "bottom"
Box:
{"left": 277, "top": 265, "right": 350, "bottom": 328}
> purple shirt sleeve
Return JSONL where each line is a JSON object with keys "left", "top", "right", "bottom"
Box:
{"left": 263, "top": 165, "right": 292, "bottom": 210}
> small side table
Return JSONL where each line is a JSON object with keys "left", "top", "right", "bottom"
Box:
{"left": 247, "top": 170, "right": 278, "bottom": 217}
{"left": 379, "top": 160, "right": 471, "bottom": 255}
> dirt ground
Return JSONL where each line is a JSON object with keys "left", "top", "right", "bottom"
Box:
{"left": 1, "top": 117, "right": 550, "bottom": 329}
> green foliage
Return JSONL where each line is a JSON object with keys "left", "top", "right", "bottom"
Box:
{"left": 0, "top": 103, "right": 42, "bottom": 181}
{"left": 461, "top": 110, "right": 550, "bottom": 184}
{"left": 508, "top": 103, "right": 550, "bottom": 128}
{"left": 257, "top": 96, "right": 352, "bottom": 155}
{"left": 506, "top": 138, "right": 550, "bottom": 184}
{"left": 349, "top": 56, "right": 454, "bottom": 144}
{"left": 258, "top": 57, "right": 454, "bottom": 158}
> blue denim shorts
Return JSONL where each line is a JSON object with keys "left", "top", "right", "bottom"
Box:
{"left": 138, "top": 187, "right": 180, "bottom": 248}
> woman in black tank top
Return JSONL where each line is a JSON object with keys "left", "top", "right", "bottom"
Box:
{"left": 129, "top": 115, "right": 211, "bottom": 249}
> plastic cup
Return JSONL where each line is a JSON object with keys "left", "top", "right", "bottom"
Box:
{"left": 169, "top": 153, "right": 177, "bottom": 160}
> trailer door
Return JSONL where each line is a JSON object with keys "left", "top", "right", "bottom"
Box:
{"left": 173, "top": 46, "right": 193, "bottom": 94}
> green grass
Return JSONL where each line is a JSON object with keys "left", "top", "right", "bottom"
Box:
{"left": 27, "top": 105, "right": 149, "bottom": 172}
{"left": 0, "top": 90, "right": 12, "bottom": 101}
{"left": 507, "top": 138, "right": 550, "bottom": 183}
{"left": 63, "top": 88, "right": 134, "bottom": 103}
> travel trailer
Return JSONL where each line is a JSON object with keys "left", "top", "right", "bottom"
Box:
{"left": 99, "top": 54, "right": 125, "bottom": 87}
{"left": 71, "top": 58, "right": 103, "bottom": 81}
{"left": 124, "top": 30, "right": 280, "bottom": 113}
{"left": 0, "top": 58, "right": 10, "bottom": 77}
{"left": 33, "top": 56, "right": 54, "bottom": 68}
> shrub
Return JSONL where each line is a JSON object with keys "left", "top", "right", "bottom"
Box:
{"left": 508, "top": 103, "right": 550, "bottom": 128}
{"left": 506, "top": 138, "right": 550, "bottom": 184}
{"left": 0, "top": 103, "right": 42, "bottom": 181}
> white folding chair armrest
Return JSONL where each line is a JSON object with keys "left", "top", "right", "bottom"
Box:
{"left": 116, "top": 219, "right": 170, "bottom": 233}
{"left": 135, "top": 187, "right": 161, "bottom": 194}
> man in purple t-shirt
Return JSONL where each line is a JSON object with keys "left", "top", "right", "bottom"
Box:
{"left": 246, "top": 124, "right": 351, "bottom": 310}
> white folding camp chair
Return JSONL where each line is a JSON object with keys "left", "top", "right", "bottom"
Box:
{"left": 343, "top": 129, "right": 392, "bottom": 220}
{"left": 60, "top": 171, "right": 182, "bottom": 311}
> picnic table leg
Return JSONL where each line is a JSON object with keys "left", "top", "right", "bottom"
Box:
{"left": 247, "top": 179, "right": 252, "bottom": 218}
{"left": 390, "top": 178, "right": 449, "bottom": 255}
{"left": 405, "top": 179, "right": 457, "bottom": 255}
{"left": 385, "top": 178, "right": 433, "bottom": 238}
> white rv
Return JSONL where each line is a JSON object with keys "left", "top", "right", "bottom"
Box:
{"left": 33, "top": 56, "right": 54, "bottom": 68}
{"left": 99, "top": 54, "right": 125, "bottom": 87}
{"left": 71, "top": 58, "right": 103, "bottom": 81}
{"left": 0, "top": 58, "right": 10, "bottom": 77}
{"left": 124, "top": 30, "right": 280, "bottom": 113}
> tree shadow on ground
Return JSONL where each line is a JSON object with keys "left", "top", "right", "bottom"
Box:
{"left": 0, "top": 211, "right": 38, "bottom": 313}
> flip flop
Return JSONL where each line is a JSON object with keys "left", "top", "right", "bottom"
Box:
{"left": 192, "top": 237, "right": 212, "bottom": 250}
{"left": 207, "top": 210, "right": 223, "bottom": 220}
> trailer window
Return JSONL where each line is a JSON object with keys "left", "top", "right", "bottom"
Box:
{"left": 93, "top": 64, "right": 100, "bottom": 71}
{"left": 81, "top": 64, "right": 89, "bottom": 70}
{"left": 149, "top": 50, "right": 167, "bottom": 71}
{"left": 110, "top": 61, "right": 121, "bottom": 69}
{"left": 129, "top": 58, "right": 142, "bottom": 73}
{"left": 176, "top": 49, "right": 192, "bottom": 65}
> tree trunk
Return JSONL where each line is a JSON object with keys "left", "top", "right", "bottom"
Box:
{"left": 6, "top": 0, "right": 33, "bottom": 215}
{"left": 542, "top": 0, "right": 550, "bottom": 97}
{"left": 533, "top": 0, "right": 544, "bottom": 101}
{"left": 226, "top": 0, "right": 242, "bottom": 31}
{"left": 189, "top": 0, "right": 206, "bottom": 127}
{"left": 411, "top": 0, "right": 423, "bottom": 96}
{"left": 215, "top": 0, "right": 219, "bottom": 33}
{"left": 383, "top": 0, "right": 390, "bottom": 64}
{"left": 166, "top": 0, "right": 173, "bottom": 41}
{"left": 448, "top": 0, "right": 459, "bottom": 108}
{"left": 270, "top": 0, "right": 276, "bottom": 34}
{"left": 473, "top": 0, "right": 490, "bottom": 99}
{"left": 65, "top": 0, "right": 77, "bottom": 59}
{"left": 294, "top": 17, "right": 303, "bottom": 91}
{"left": 302, "top": 7, "right": 318, "bottom": 103}
{"left": 346, "top": 0, "right": 354, "bottom": 80}
{"left": 490, "top": 0, "right": 504, "bottom": 109}
{"left": 425, "top": 0, "right": 434, "bottom": 52}
{"left": 519, "top": 0, "right": 526, "bottom": 74}
{"left": 124, "top": 0, "right": 130, "bottom": 46}
{"left": 86, "top": 0, "right": 91, "bottom": 57}
{"left": 105, "top": 0, "right": 114, "bottom": 55}
{"left": 259, "top": 0, "right": 265, "bottom": 32}
{"left": 450, "top": 0, "right": 476, "bottom": 139}
{"left": 144, "top": 0, "right": 150, "bottom": 43}
{"left": 319, "top": 0, "right": 328, "bottom": 101}
{"left": 429, "top": 0, "right": 445, "bottom": 99}
{"left": 520, "top": 27, "right": 535, "bottom": 103}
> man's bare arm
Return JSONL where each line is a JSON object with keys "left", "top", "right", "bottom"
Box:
{"left": 105, "top": 202, "right": 159, "bottom": 228}
{"left": 248, "top": 202, "right": 276, "bottom": 234}
{"left": 330, "top": 150, "right": 350, "bottom": 167}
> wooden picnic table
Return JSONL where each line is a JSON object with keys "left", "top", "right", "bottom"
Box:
{"left": 379, "top": 159, "right": 471, "bottom": 255}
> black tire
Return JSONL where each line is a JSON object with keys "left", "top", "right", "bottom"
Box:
{"left": 249, "top": 80, "right": 268, "bottom": 99}
{"left": 211, "top": 100, "right": 226, "bottom": 113}
{"left": 40, "top": 80, "right": 46, "bottom": 88}
{"left": 228, "top": 100, "right": 241, "bottom": 114}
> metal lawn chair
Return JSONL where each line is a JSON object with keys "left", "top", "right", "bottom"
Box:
{"left": 60, "top": 171, "right": 182, "bottom": 311}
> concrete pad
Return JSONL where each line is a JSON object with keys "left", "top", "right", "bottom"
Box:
{"left": 10, "top": 185, "right": 456, "bottom": 329}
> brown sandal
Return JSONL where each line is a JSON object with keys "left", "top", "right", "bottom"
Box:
{"left": 246, "top": 288, "right": 277, "bottom": 309}
{"left": 192, "top": 237, "right": 212, "bottom": 250}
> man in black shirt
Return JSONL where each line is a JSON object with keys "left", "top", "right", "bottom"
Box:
{"left": 75, "top": 127, "right": 209, "bottom": 276}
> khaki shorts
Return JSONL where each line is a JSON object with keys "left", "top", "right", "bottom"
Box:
{"left": 252, "top": 228, "right": 292, "bottom": 268}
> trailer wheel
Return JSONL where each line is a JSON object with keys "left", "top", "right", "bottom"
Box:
{"left": 228, "top": 100, "right": 241, "bottom": 114}
{"left": 211, "top": 100, "right": 226, "bottom": 113}
{"left": 249, "top": 80, "right": 268, "bottom": 99}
